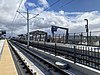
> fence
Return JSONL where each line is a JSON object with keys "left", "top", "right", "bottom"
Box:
{"left": 13, "top": 38, "right": 100, "bottom": 70}
{"left": 51, "top": 31, "right": 100, "bottom": 46}
{"left": 32, "top": 41, "right": 100, "bottom": 70}
{"left": 65, "top": 45, "right": 100, "bottom": 70}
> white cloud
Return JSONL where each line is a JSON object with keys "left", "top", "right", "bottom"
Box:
{"left": 0, "top": 0, "right": 20, "bottom": 28}
{"left": 59, "top": 10, "right": 65, "bottom": 15}
{"left": 27, "top": 2, "right": 36, "bottom": 7}
{"left": 38, "top": 0, "right": 49, "bottom": 8}
{"left": 30, "top": 11, "right": 69, "bottom": 30}
{"left": 0, "top": 0, "right": 100, "bottom": 37}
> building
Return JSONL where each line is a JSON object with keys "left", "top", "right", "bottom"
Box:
{"left": 30, "top": 30, "right": 47, "bottom": 42}
{"left": 0, "top": 30, "right": 6, "bottom": 39}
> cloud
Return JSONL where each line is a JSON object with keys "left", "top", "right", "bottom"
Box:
{"left": 30, "top": 11, "right": 69, "bottom": 30}
{"left": 25, "top": 2, "right": 36, "bottom": 9}
{"left": 38, "top": 0, "right": 49, "bottom": 8}
{"left": 30, "top": 11, "right": 100, "bottom": 33}
{"left": 0, "top": 0, "right": 100, "bottom": 37}
{"left": 0, "top": 0, "right": 19, "bottom": 28}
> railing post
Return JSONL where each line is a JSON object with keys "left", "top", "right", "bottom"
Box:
{"left": 98, "top": 48, "right": 99, "bottom": 69}
{"left": 74, "top": 46, "right": 76, "bottom": 63}
{"left": 59, "top": 34, "right": 60, "bottom": 43}
{"left": 55, "top": 43, "right": 57, "bottom": 56}
{"left": 99, "top": 40, "right": 100, "bottom": 47}
{"left": 90, "top": 32, "right": 91, "bottom": 45}
{"left": 74, "top": 33, "right": 75, "bottom": 44}
{"left": 44, "top": 41, "right": 45, "bottom": 52}
{"left": 80, "top": 32, "right": 83, "bottom": 45}
{"left": 63, "top": 34, "right": 64, "bottom": 43}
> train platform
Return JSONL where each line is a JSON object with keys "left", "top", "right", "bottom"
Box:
{"left": 0, "top": 39, "right": 5, "bottom": 58}
{"left": 0, "top": 39, "right": 18, "bottom": 75}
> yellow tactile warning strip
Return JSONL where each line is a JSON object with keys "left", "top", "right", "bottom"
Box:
{"left": 0, "top": 40, "right": 18, "bottom": 75}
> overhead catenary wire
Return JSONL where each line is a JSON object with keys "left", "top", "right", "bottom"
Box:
{"left": 29, "top": 0, "right": 75, "bottom": 27}
{"left": 13, "top": 0, "right": 74, "bottom": 25}
{"left": 56, "top": 0, "right": 74, "bottom": 11}
{"left": 10, "top": 0, "right": 24, "bottom": 36}
{"left": 29, "top": 0, "right": 61, "bottom": 20}
{"left": 29, "top": 0, "right": 74, "bottom": 20}
{"left": 12, "top": 0, "right": 74, "bottom": 23}
{"left": 12, "top": 0, "right": 24, "bottom": 23}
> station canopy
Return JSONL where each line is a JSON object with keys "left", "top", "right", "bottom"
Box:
{"left": 30, "top": 30, "right": 47, "bottom": 35}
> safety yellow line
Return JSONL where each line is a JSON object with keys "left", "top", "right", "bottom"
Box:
{"left": 0, "top": 40, "right": 18, "bottom": 75}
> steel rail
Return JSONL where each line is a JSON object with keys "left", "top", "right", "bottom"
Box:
{"left": 10, "top": 40, "right": 70, "bottom": 75}
{"left": 8, "top": 40, "right": 33, "bottom": 75}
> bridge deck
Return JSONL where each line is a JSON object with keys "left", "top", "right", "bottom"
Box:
{"left": 0, "top": 40, "right": 18, "bottom": 75}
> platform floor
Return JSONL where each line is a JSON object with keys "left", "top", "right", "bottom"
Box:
{"left": 0, "top": 40, "right": 18, "bottom": 75}
{"left": 0, "top": 39, "right": 5, "bottom": 58}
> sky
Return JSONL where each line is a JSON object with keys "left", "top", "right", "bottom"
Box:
{"left": 0, "top": 0, "right": 100, "bottom": 37}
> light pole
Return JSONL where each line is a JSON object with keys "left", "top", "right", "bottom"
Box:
{"left": 84, "top": 19, "right": 89, "bottom": 45}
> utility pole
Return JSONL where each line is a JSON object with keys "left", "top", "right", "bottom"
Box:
{"left": 27, "top": 9, "right": 29, "bottom": 48}
{"left": 84, "top": 19, "right": 89, "bottom": 45}
{"left": 17, "top": 9, "right": 39, "bottom": 48}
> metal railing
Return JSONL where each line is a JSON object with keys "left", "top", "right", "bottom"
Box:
{"left": 12, "top": 38, "right": 100, "bottom": 71}
{"left": 35, "top": 42, "right": 100, "bottom": 70}
{"left": 50, "top": 31, "right": 100, "bottom": 46}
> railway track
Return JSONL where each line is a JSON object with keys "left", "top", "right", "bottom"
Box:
{"left": 8, "top": 40, "right": 33, "bottom": 75}
{"left": 9, "top": 40, "right": 71, "bottom": 75}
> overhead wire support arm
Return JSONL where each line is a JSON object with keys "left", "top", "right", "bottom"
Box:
{"left": 17, "top": 10, "right": 27, "bottom": 20}
{"left": 29, "top": 14, "right": 39, "bottom": 20}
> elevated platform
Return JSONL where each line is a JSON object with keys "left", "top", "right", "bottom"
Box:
{"left": 0, "top": 39, "right": 18, "bottom": 75}
{"left": 0, "top": 39, "right": 5, "bottom": 58}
